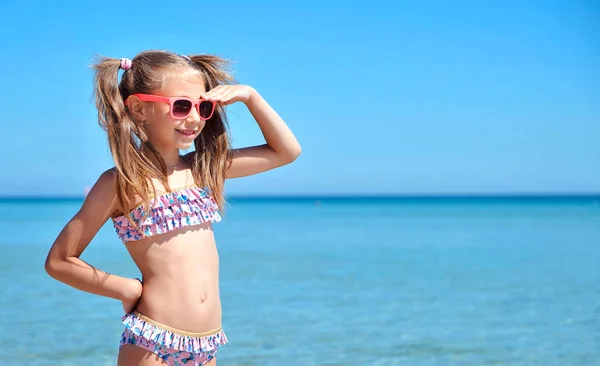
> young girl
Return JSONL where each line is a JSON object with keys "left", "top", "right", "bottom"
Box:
{"left": 44, "top": 50, "right": 301, "bottom": 366}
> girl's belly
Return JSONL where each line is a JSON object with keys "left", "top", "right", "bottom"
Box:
{"left": 125, "top": 224, "right": 222, "bottom": 333}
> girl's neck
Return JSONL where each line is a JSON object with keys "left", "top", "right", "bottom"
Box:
{"left": 142, "top": 144, "right": 182, "bottom": 173}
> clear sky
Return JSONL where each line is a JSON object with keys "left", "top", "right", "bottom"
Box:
{"left": 0, "top": 0, "right": 598, "bottom": 196}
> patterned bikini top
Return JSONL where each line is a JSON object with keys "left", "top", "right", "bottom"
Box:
{"left": 111, "top": 185, "right": 222, "bottom": 242}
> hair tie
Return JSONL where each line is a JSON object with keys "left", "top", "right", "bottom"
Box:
{"left": 180, "top": 54, "right": 192, "bottom": 62}
{"left": 120, "top": 58, "right": 132, "bottom": 70}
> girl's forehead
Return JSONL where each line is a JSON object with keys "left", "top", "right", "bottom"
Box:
{"left": 159, "top": 69, "right": 206, "bottom": 97}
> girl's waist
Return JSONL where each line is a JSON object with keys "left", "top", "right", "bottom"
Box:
{"left": 135, "top": 281, "right": 222, "bottom": 333}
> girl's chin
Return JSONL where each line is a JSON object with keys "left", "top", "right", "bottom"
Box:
{"left": 176, "top": 141, "right": 195, "bottom": 150}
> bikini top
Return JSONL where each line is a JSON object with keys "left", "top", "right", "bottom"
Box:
{"left": 111, "top": 185, "right": 222, "bottom": 242}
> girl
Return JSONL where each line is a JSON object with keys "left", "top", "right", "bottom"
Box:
{"left": 44, "top": 50, "right": 301, "bottom": 366}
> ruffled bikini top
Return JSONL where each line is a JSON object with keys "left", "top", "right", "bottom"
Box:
{"left": 111, "top": 185, "right": 222, "bottom": 242}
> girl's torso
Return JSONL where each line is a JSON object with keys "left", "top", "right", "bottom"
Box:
{"left": 111, "top": 184, "right": 223, "bottom": 333}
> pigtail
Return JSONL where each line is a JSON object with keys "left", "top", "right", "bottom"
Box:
{"left": 187, "top": 55, "right": 236, "bottom": 210}
{"left": 187, "top": 55, "right": 235, "bottom": 89}
{"left": 92, "top": 56, "right": 160, "bottom": 214}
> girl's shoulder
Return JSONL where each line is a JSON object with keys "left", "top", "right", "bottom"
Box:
{"left": 92, "top": 167, "right": 118, "bottom": 195}
{"left": 79, "top": 167, "right": 120, "bottom": 220}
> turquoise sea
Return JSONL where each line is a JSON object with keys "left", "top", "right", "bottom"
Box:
{"left": 0, "top": 196, "right": 599, "bottom": 366}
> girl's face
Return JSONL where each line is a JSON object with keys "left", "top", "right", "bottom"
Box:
{"left": 141, "top": 69, "right": 208, "bottom": 152}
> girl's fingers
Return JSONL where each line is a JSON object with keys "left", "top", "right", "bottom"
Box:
{"left": 203, "top": 89, "right": 228, "bottom": 101}
{"left": 203, "top": 86, "right": 243, "bottom": 105}
{"left": 208, "top": 89, "right": 237, "bottom": 104}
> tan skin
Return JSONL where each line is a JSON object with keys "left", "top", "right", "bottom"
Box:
{"left": 45, "top": 69, "right": 301, "bottom": 365}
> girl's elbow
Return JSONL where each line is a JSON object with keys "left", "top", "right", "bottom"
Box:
{"left": 286, "top": 143, "right": 302, "bottom": 163}
{"left": 44, "top": 253, "right": 66, "bottom": 279}
{"left": 44, "top": 255, "right": 59, "bottom": 278}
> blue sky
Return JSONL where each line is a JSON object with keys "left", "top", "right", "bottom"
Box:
{"left": 0, "top": 0, "right": 598, "bottom": 196}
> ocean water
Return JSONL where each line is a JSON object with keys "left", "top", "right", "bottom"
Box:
{"left": 0, "top": 196, "right": 599, "bottom": 366}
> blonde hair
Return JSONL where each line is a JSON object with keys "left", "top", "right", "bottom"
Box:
{"left": 92, "top": 50, "right": 235, "bottom": 215}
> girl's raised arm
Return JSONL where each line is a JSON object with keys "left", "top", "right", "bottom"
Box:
{"left": 199, "top": 85, "right": 301, "bottom": 179}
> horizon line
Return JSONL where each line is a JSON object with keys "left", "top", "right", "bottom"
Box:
{"left": 0, "top": 192, "right": 599, "bottom": 201}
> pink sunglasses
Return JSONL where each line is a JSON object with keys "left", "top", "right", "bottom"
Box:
{"left": 127, "top": 93, "right": 216, "bottom": 120}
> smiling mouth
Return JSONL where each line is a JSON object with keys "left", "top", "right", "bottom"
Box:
{"left": 176, "top": 130, "right": 196, "bottom": 136}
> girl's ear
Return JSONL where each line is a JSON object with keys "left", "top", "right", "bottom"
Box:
{"left": 125, "top": 95, "right": 148, "bottom": 122}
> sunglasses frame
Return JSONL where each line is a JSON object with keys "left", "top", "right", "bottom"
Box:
{"left": 127, "top": 93, "right": 216, "bottom": 120}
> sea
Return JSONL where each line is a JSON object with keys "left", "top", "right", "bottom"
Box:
{"left": 0, "top": 195, "right": 599, "bottom": 366}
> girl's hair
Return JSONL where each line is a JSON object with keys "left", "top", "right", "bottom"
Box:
{"left": 92, "top": 50, "right": 235, "bottom": 215}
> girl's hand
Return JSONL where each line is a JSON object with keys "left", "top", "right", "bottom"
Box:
{"left": 121, "top": 278, "right": 143, "bottom": 314}
{"left": 202, "top": 85, "right": 257, "bottom": 106}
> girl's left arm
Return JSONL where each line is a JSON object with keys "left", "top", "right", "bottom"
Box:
{"left": 204, "top": 85, "right": 301, "bottom": 179}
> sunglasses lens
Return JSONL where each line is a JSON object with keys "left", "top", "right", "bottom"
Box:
{"left": 172, "top": 99, "right": 192, "bottom": 118}
{"left": 199, "top": 101, "right": 214, "bottom": 119}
